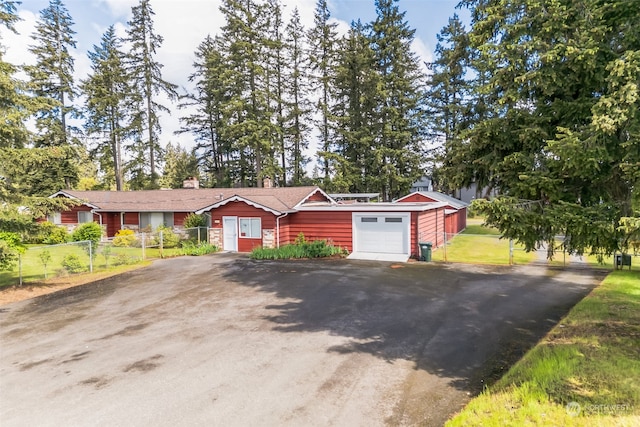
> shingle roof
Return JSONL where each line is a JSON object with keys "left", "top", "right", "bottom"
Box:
{"left": 55, "top": 186, "right": 326, "bottom": 214}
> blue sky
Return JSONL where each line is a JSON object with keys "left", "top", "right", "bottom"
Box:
{"left": 1, "top": 0, "right": 469, "bottom": 152}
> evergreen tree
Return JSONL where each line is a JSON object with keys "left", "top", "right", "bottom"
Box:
{"left": 369, "top": 0, "right": 426, "bottom": 200}
{"left": 331, "top": 20, "right": 379, "bottom": 193}
{"left": 25, "top": 0, "right": 77, "bottom": 147}
{"left": 0, "top": 1, "right": 20, "bottom": 32}
{"left": 426, "top": 14, "right": 473, "bottom": 192}
{"left": 451, "top": 0, "right": 640, "bottom": 256}
{"left": 284, "top": 7, "right": 311, "bottom": 185}
{"left": 159, "top": 142, "right": 198, "bottom": 189}
{"left": 81, "top": 25, "right": 128, "bottom": 191}
{"left": 124, "top": 0, "right": 178, "bottom": 189}
{"left": 178, "top": 35, "right": 232, "bottom": 187}
{"left": 308, "top": 0, "right": 338, "bottom": 185}
{"left": 0, "top": 147, "right": 79, "bottom": 196}
{"left": 264, "top": 0, "right": 286, "bottom": 186}
{"left": 0, "top": 1, "right": 36, "bottom": 149}
{"left": 218, "top": 0, "right": 276, "bottom": 187}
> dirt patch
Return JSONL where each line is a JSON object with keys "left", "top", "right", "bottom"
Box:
{"left": 0, "top": 264, "right": 149, "bottom": 306}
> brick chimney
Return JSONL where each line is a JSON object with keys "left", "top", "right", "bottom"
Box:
{"left": 263, "top": 177, "right": 272, "bottom": 188}
{"left": 183, "top": 177, "right": 199, "bottom": 189}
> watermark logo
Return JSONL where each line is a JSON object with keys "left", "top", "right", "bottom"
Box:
{"left": 566, "top": 401, "right": 581, "bottom": 417}
{"left": 566, "top": 401, "right": 632, "bottom": 417}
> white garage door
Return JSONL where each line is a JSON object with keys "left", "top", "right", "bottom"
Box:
{"left": 353, "top": 213, "right": 409, "bottom": 254}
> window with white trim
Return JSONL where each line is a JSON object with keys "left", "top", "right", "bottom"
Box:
{"left": 78, "top": 211, "right": 94, "bottom": 223}
{"left": 239, "top": 218, "right": 261, "bottom": 238}
{"left": 48, "top": 212, "right": 62, "bottom": 224}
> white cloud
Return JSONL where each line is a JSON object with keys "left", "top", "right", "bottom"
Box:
{"left": 1, "top": 9, "right": 38, "bottom": 67}
{"left": 411, "top": 36, "right": 433, "bottom": 74}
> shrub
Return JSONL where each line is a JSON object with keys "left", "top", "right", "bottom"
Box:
{"left": 0, "top": 232, "right": 25, "bottom": 271}
{"left": 183, "top": 213, "right": 207, "bottom": 228}
{"left": 113, "top": 229, "right": 138, "bottom": 247}
{"left": 71, "top": 222, "right": 103, "bottom": 256}
{"left": 155, "top": 225, "right": 180, "bottom": 249}
{"left": 29, "top": 221, "right": 69, "bottom": 244}
{"left": 61, "top": 254, "right": 85, "bottom": 273}
{"left": 45, "top": 225, "right": 70, "bottom": 244}
{"left": 250, "top": 239, "right": 347, "bottom": 260}
{"left": 112, "top": 253, "right": 134, "bottom": 266}
{"left": 180, "top": 242, "right": 218, "bottom": 256}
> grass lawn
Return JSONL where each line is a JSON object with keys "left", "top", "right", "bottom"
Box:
{"left": 0, "top": 244, "right": 183, "bottom": 288}
{"left": 432, "top": 218, "right": 537, "bottom": 265}
{"left": 447, "top": 270, "right": 640, "bottom": 426}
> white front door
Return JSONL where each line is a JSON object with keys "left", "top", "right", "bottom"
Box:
{"left": 223, "top": 216, "right": 238, "bottom": 251}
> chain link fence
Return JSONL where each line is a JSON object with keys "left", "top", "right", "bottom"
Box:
{"left": 8, "top": 227, "right": 213, "bottom": 287}
{"left": 416, "top": 231, "right": 637, "bottom": 270}
{"left": 17, "top": 241, "right": 93, "bottom": 286}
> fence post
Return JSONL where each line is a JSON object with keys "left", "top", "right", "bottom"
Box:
{"left": 509, "top": 239, "right": 514, "bottom": 265}
{"left": 142, "top": 232, "right": 146, "bottom": 260}
{"left": 159, "top": 230, "right": 164, "bottom": 258}
{"left": 88, "top": 241, "right": 93, "bottom": 273}
{"left": 443, "top": 232, "right": 448, "bottom": 262}
{"left": 198, "top": 227, "right": 201, "bottom": 243}
{"left": 19, "top": 253, "right": 23, "bottom": 286}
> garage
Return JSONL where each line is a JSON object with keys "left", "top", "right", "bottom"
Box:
{"left": 352, "top": 212, "right": 410, "bottom": 255}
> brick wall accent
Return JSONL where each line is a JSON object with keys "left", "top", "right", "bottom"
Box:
{"left": 209, "top": 228, "right": 222, "bottom": 249}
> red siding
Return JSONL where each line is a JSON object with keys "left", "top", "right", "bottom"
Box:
{"left": 282, "top": 211, "right": 353, "bottom": 251}
{"left": 174, "top": 212, "right": 188, "bottom": 227}
{"left": 207, "top": 201, "right": 277, "bottom": 252}
{"left": 444, "top": 208, "right": 467, "bottom": 235}
{"left": 60, "top": 205, "right": 97, "bottom": 224}
{"left": 306, "top": 190, "right": 330, "bottom": 202}
{"left": 417, "top": 206, "right": 446, "bottom": 250}
{"left": 123, "top": 212, "right": 139, "bottom": 225}
{"left": 398, "top": 193, "right": 431, "bottom": 203}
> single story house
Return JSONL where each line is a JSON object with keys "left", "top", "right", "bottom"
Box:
{"left": 395, "top": 191, "right": 468, "bottom": 236}
{"left": 48, "top": 185, "right": 450, "bottom": 260}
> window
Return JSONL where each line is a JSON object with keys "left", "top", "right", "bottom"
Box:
{"left": 78, "top": 211, "right": 94, "bottom": 223}
{"left": 361, "top": 217, "right": 378, "bottom": 223}
{"left": 239, "top": 218, "right": 261, "bottom": 238}
{"left": 140, "top": 212, "right": 174, "bottom": 230}
{"left": 48, "top": 212, "right": 62, "bottom": 224}
{"left": 385, "top": 217, "right": 403, "bottom": 223}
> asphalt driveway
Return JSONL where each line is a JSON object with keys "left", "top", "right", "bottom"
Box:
{"left": 0, "top": 255, "right": 602, "bottom": 426}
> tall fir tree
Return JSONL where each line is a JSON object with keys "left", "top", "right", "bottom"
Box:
{"left": 369, "top": 0, "right": 426, "bottom": 200}
{"left": 331, "top": 20, "right": 379, "bottom": 193}
{"left": 426, "top": 14, "right": 473, "bottom": 192}
{"left": 0, "top": 0, "right": 40, "bottom": 149}
{"left": 81, "top": 25, "right": 128, "bottom": 191}
{"left": 264, "top": 0, "right": 286, "bottom": 186}
{"left": 218, "top": 0, "right": 276, "bottom": 187}
{"left": 178, "top": 35, "right": 232, "bottom": 187}
{"left": 308, "top": 0, "right": 338, "bottom": 185}
{"left": 25, "top": 0, "right": 77, "bottom": 147}
{"left": 125, "top": 0, "right": 178, "bottom": 189}
{"left": 284, "top": 7, "right": 311, "bottom": 185}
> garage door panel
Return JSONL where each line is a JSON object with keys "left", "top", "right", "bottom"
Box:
{"left": 354, "top": 214, "right": 408, "bottom": 254}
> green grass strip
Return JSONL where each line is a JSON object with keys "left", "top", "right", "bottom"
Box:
{"left": 447, "top": 271, "right": 640, "bottom": 426}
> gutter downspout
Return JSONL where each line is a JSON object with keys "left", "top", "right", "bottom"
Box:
{"left": 91, "top": 209, "right": 104, "bottom": 241}
{"left": 276, "top": 212, "right": 290, "bottom": 248}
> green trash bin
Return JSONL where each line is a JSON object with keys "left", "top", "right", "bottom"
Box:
{"left": 419, "top": 242, "right": 432, "bottom": 262}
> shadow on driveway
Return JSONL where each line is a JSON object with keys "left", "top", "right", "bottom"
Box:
{"left": 223, "top": 259, "right": 602, "bottom": 393}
